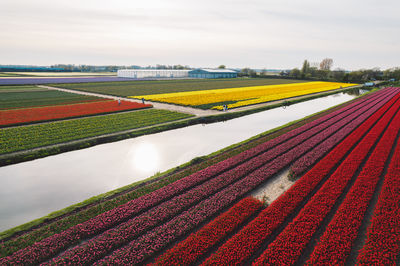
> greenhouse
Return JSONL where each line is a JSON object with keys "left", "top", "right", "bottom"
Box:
{"left": 117, "top": 69, "right": 190, "bottom": 79}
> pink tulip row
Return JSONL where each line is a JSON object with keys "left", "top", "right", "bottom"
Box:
{"left": 203, "top": 89, "right": 400, "bottom": 265}
{"left": 290, "top": 87, "right": 400, "bottom": 178}
{"left": 253, "top": 91, "right": 400, "bottom": 265}
{"left": 89, "top": 90, "right": 400, "bottom": 265}
{"left": 306, "top": 101, "right": 400, "bottom": 265}
{"left": 357, "top": 128, "right": 400, "bottom": 264}
{"left": 1, "top": 85, "right": 384, "bottom": 265}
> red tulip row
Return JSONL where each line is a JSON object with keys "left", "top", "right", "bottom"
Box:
{"left": 306, "top": 104, "right": 400, "bottom": 265}
{"left": 92, "top": 91, "right": 400, "bottom": 265}
{"left": 151, "top": 197, "right": 263, "bottom": 266}
{"left": 2, "top": 86, "right": 383, "bottom": 265}
{"left": 357, "top": 130, "right": 400, "bottom": 264}
{"left": 202, "top": 89, "right": 400, "bottom": 265}
{"left": 0, "top": 100, "right": 152, "bottom": 126}
{"left": 290, "top": 88, "right": 400, "bottom": 178}
{"left": 253, "top": 91, "right": 400, "bottom": 265}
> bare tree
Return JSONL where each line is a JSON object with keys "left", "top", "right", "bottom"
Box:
{"left": 320, "top": 58, "right": 333, "bottom": 71}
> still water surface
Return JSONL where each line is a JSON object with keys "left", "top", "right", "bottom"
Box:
{"left": 0, "top": 92, "right": 360, "bottom": 231}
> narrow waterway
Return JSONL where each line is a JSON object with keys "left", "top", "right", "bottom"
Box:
{"left": 0, "top": 91, "right": 361, "bottom": 231}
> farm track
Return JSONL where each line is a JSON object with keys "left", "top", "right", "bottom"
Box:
{"left": 1, "top": 87, "right": 397, "bottom": 265}
{"left": 202, "top": 88, "right": 400, "bottom": 265}
{"left": 40, "top": 88, "right": 390, "bottom": 264}
{"left": 39, "top": 84, "right": 363, "bottom": 117}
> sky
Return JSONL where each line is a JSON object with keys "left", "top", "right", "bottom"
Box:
{"left": 0, "top": 0, "right": 399, "bottom": 70}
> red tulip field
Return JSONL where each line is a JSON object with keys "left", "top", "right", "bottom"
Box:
{"left": 1, "top": 87, "right": 399, "bottom": 265}
{"left": 0, "top": 100, "right": 152, "bottom": 126}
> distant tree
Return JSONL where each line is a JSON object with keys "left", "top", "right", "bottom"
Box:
{"left": 301, "top": 60, "right": 310, "bottom": 78}
{"left": 289, "top": 68, "right": 301, "bottom": 79}
{"left": 320, "top": 58, "right": 334, "bottom": 71}
{"left": 239, "top": 68, "right": 251, "bottom": 76}
{"left": 331, "top": 68, "right": 346, "bottom": 81}
{"left": 218, "top": 65, "right": 226, "bottom": 69}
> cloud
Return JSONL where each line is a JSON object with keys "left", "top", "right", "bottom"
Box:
{"left": 0, "top": 0, "right": 399, "bottom": 69}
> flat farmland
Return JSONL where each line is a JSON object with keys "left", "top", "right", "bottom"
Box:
{"left": 0, "top": 86, "right": 103, "bottom": 110}
{"left": 1, "top": 87, "right": 398, "bottom": 265}
{"left": 54, "top": 78, "right": 307, "bottom": 97}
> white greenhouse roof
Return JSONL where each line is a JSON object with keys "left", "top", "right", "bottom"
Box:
{"left": 194, "top": 69, "right": 237, "bottom": 73}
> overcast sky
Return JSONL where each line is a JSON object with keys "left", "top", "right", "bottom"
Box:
{"left": 1, "top": 0, "right": 399, "bottom": 70}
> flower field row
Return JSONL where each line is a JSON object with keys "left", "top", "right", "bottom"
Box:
{"left": 0, "top": 86, "right": 105, "bottom": 110}
{"left": 0, "top": 109, "right": 192, "bottom": 154}
{"left": 289, "top": 87, "right": 399, "bottom": 178}
{"left": 73, "top": 90, "right": 399, "bottom": 265}
{"left": 306, "top": 101, "right": 400, "bottom": 265}
{"left": 357, "top": 132, "right": 400, "bottom": 264}
{"left": 253, "top": 92, "right": 400, "bottom": 265}
{"left": 1, "top": 84, "right": 379, "bottom": 265}
{"left": 0, "top": 87, "right": 373, "bottom": 258}
{"left": 130, "top": 81, "right": 357, "bottom": 109}
{"left": 1, "top": 88, "right": 397, "bottom": 265}
{"left": 38, "top": 100, "right": 361, "bottom": 265}
{"left": 0, "top": 100, "right": 152, "bottom": 126}
{"left": 151, "top": 197, "right": 263, "bottom": 266}
{"left": 203, "top": 88, "right": 400, "bottom": 265}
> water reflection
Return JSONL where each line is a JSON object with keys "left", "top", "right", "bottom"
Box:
{"left": 0, "top": 92, "right": 361, "bottom": 231}
{"left": 130, "top": 142, "right": 160, "bottom": 174}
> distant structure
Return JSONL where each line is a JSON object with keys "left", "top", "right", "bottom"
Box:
{"left": 117, "top": 69, "right": 189, "bottom": 79}
{"left": 188, "top": 69, "right": 237, "bottom": 79}
{"left": 117, "top": 68, "right": 238, "bottom": 79}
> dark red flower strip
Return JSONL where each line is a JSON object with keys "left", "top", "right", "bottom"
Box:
{"left": 90, "top": 92, "right": 399, "bottom": 265}
{"left": 0, "top": 100, "right": 152, "bottom": 125}
{"left": 253, "top": 92, "right": 400, "bottom": 266}
{"left": 357, "top": 127, "right": 400, "bottom": 264}
{"left": 1, "top": 87, "right": 383, "bottom": 265}
{"left": 290, "top": 88, "right": 399, "bottom": 178}
{"left": 41, "top": 88, "right": 389, "bottom": 265}
{"left": 152, "top": 197, "right": 263, "bottom": 266}
{"left": 202, "top": 89, "right": 400, "bottom": 266}
{"left": 306, "top": 103, "right": 400, "bottom": 265}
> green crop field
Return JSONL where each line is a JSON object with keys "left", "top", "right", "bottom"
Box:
{"left": 54, "top": 78, "right": 307, "bottom": 97}
{"left": 0, "top": 86, "right": 103, "bottom": 110}
{"left": 0, "top": 109, "right": 193, "bottom": 154}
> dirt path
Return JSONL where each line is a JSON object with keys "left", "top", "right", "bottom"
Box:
{"left": 40, "top": 84, "right": 364, "bottom": 116}
{"left": 38, "top": 85, "right": 220, "bottom": 117}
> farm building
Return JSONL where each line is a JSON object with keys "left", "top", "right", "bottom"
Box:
{"left": 117, "top": 69, "right": 190, "bottom": 79}
{"left": 188, "top": 69, "right": 238, "bottom": 78}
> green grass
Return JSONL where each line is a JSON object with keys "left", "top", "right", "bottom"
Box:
{"left": 0, "top": 109, "right": 193, "bottom": 154}
{"left": 0, "top": 86, "right": 102, "bottom": 110}
{"left": 0, "top": 88, "right": 378, "bottom": 257}
{"left": 53, "top": 78, "right": 307, "bottom": 97}
{"left": 0, "top": 73, "right": 28, "bottom": 77}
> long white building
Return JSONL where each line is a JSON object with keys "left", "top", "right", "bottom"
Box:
{"left": 117, "top": 69, "right": 189, "bottom": 79}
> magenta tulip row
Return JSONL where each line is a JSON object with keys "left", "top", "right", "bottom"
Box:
{"left": 253, "top": 93, "right": 400, "bottom": 265}
{"left": 1, "top": 84, "right": 385, "bottom": 265}
{"left": 290, "top": 87, "right": 400, "bottom": 178}
{"left": 203, "top": 89, "right": 400, "bottom": 265}
{"left": 357, "top": 128, "right": 400, "bottom": 264}
{"left": 306, "top": 105, "right": 400, "bottom": 265}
